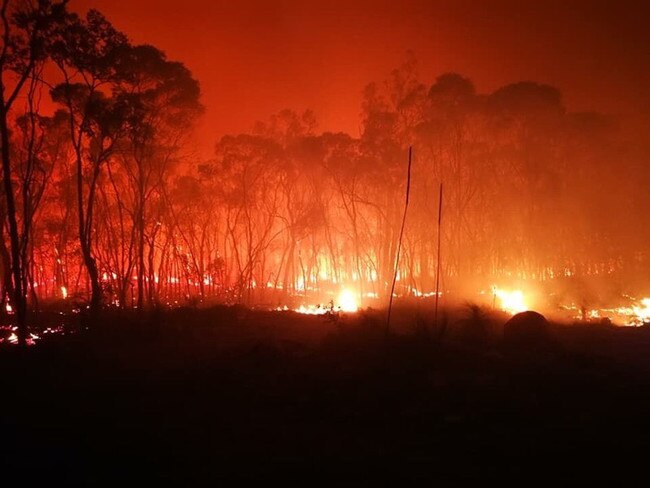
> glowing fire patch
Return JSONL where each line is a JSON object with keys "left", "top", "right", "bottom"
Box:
{"left": 337, "top": 289, "right": 358, "bottom": 312}
{"left": 287, "top": 288, "right": 360, "bottom": 315}
{"left": 0, "top": 327, "right": 39, "bottom": 346}
{"left": 569, "top": 298, "right": 650, "bottom": 326}
{"left": 493, "top": 287, "right": 528, "bottom": 315}
{"left": 633, "top": 298, "right": 650, "bottom": 323}
{"left": 294, "top": 304, "right": 328, "bottom": 315}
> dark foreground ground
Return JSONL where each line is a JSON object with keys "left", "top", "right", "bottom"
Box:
{"left": 2, "top": 305, "right": 650, "bottom": 485}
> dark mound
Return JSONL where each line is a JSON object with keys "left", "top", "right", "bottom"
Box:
{"left": 503, "top": 310, "right": 551, "bottom": 348}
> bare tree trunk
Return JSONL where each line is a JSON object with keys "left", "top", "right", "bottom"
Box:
{"left": 0, "top": 103, "right": 27, "bottom": 345}
{"left": 136, "top": 173, "right": 145, "bottom": 310}
{"left": 0, "top": 223, "right": 13, "bottom": 307}
{"left": 77, "top": 157, "right": 102, "bottom": 315}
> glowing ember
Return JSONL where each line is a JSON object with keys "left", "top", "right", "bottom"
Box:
{"left": 0, "top": 327, "right": 38, "bottom": 346}
{"left": 61, "top": 286, "right": 68, "bottom": 299}
{"left": 493, "top": 287, "right": 528, "bottom": 315}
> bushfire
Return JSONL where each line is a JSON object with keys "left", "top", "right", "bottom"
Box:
{"left": 0, "top": 0, "right": 648, "bottom": 349}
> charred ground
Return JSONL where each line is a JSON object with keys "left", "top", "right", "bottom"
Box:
{"left": 2, "top": 306, "right": 650, "bottom": 484}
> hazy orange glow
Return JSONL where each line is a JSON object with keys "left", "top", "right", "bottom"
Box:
{"left": 72, "top": 0, "right": 650, "bottom": 158}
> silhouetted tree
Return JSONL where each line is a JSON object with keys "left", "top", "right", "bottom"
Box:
{"left": 50, "top": 9, "right": 130, "bottom": 314}
{"left": 0, "top": 0, "right": 67, "bottom": 344}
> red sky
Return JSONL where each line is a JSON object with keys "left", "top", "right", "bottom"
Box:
{"left": 73, "top": 0, "right": 650, "bottom": 157}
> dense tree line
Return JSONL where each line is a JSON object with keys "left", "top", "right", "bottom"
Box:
{"left": 1, "top": 2, "right": 648, "bottom": 343}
